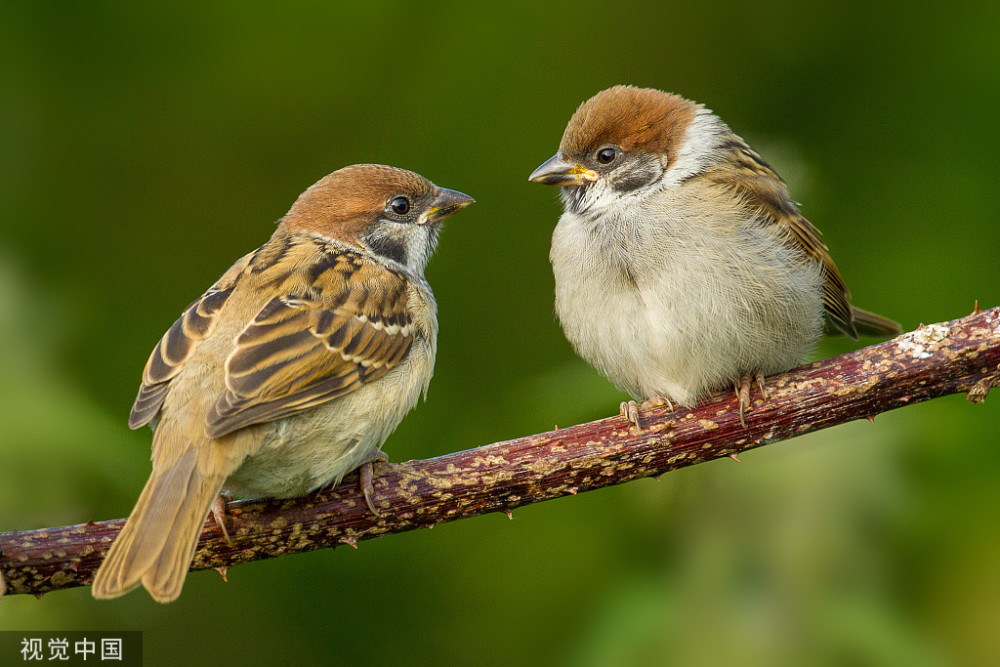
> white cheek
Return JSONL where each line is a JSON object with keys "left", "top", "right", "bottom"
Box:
{"left": 559, "top": 109, "right": 728, "bottom": 218}
{"left": 560, "top": 179, "right": 623, "bottom": 218}
{"left": 405, "top": 224, "right": 439, "bottom": 274}
{"left": 660, "top": 109, "right": 728, "bottom": 189}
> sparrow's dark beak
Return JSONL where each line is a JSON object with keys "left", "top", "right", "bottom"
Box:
{"left": 528, "top": 153, "right": 599, "bottom": 187}
{"left": 423, "top": 188, "right": 475, "bottom": 223}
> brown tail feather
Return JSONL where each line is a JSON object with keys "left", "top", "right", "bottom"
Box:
{"left": 92, "top": 447, "right": 227, "bottom": 602}
{"left": 851, "top": 305, "right": 902, "bottom": 337}
{"left": 143, "top": 466, "right": 223, "bottom": 602}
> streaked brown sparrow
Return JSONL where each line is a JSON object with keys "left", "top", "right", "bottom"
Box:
{"left": 92, "top": 164, "right": 473, "bottom": 602}
{"left": 530, "top": 85, "right": 899, "bottom": 428}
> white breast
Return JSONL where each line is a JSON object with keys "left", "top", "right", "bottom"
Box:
{"left": 550, "top": 188, "right": 824, "bottom": 406}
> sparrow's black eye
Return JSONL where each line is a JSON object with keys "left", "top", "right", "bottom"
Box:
{"left": 389, "top": 196, "right": 410, "bottom": 215}
{"left": 597, "top": 147, "right": 618, "bottom": 164}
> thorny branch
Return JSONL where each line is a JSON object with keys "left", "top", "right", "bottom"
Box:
{"left": 2, "top": 306, "right": 999, "bottom": 599}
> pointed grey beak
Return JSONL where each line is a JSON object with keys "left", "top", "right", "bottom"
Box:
{"left": 422, "top": 187, "right": 475, "bottom": 223}
{"left": 528, "top": 153, "right": 599, "bottom": 186}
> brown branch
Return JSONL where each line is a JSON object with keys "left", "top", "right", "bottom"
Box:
{"left": 3, "top": 306, "right": 999, "bottom": 599}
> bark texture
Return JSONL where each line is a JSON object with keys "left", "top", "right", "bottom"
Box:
{"left": 2, "top": 306, "right": 998, "bottom": 598}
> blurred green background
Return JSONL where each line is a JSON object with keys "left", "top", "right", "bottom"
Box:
{"left": 2, "top": 2, "right": 999, "bottom": 665}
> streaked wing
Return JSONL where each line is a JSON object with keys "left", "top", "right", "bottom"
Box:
{"left": 128, "top": 255, "right": 251, "bottom": 429}
{"left": 710, "top": 140, "right": 858, "bottom": 339}
{"left": 205, "top": 250, "right": 414, "bottom": 438}
{"left": 776, "top": 208, "right": 855, "bottom": 339}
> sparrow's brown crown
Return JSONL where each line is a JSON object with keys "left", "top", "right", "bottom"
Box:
{"left": 282, "top": 164, "right": 435, "bottom": 238}
{"left": 559, "top": 85, "right": 700, "bottom": 164}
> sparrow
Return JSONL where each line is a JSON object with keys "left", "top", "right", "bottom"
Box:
{"left": 529, "top": 85, "right": 900, "bottom": 429}
{"left": 92, "top": 164, "right": 473, "bottom": 602}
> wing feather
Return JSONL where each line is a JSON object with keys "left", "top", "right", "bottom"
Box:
{"left": 128, "top": 255, "right": 250, "bottom": 429}
{"left": 706, "top": 139, "right": 859, "bottom": 339}
{"left": 205, "top": 251, "right": 414, "bottom": 438}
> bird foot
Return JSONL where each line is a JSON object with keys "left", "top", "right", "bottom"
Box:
{"left": 619, "top": 395, "right": 674, "bottom": 432}
{"left": 734, "top": 371, "right": 767, "bottom": 428}
{"left": 620, "top": 401, "right": 642, "bottom": 432}
{"left": 641, "top": 395, "right": 674, "bottom": 411}
{"left": 210, "top": 493, "right": 232, "bottom": 545}
{"left": 359, "top": 448, "right": 389, "bottom": 517}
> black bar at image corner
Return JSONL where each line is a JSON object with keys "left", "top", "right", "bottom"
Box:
{"left": 0, "top": 631, "right": 142, "bottom": 666}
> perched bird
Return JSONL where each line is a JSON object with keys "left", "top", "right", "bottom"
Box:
{"left": 529, "top": 85, "right": 899, "bottom": 429}
{"left": 92, "top": 164, "right": 473, "bottom": 602}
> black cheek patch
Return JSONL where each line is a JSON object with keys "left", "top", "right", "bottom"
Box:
{"left": 614, "top": 163, "right": 662, "bottom": 193}
{"left": 366, "top": 235, "right": 408, "bottom": 266}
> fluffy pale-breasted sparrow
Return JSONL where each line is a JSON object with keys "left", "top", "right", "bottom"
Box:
{"left": 92, "top": 164, "right": 473, "bottom": 602}
{"left": 530, "top": 85, "right": 899, "bottom": 428}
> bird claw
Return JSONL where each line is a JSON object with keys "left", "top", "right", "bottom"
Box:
{"left": 754, "top": 371, "right": 767, "bottom": 400}
{"left": 620, "top": 400, "right": 643, "bottom": 432}
{"left": 210, "top": 494, "right": 231, "bottom": 545}
{"left": 359, "top": 449, "right": 389, "bottom": 517}
{"left": 734, "top": 374, "right": 760, "bottom": 429}
{"left": 641, "top": 394, "right": 674, "bottom": 412}
{"left": 620, "top": 394, "right": 677, "bottom": 432}
{"left": 733, "top": 372, "right": 769, "bottom": 427}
